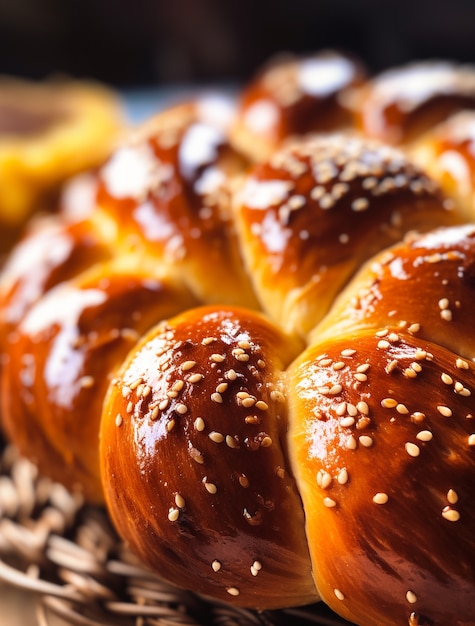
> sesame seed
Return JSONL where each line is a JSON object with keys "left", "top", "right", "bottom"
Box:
{"left": 320, "top": 194, "right": 335, "bottom": 209}
{"left": 226, "top": 435, "right": 239, "bottom": 449}
{"left": 351, "top": 198, "right": 370, "bottom": 212}
{"left": 115, "top": 414, "right": 123, "bottom": 427}
{"left": 210, "top": 353, "right": 225, "bottom": 363}
{"left": 469, "top": 434, "right": 475, "bottom": 446}
{"left": 356, "top": 364, "right": 370, "bottom": 374}
{"left": 318, "top": 470, "right": 332, "bottom": 489}
{"left": 357, "top": 401, "right": 369, "bottom": 415}
{"left": 216, "top": 382, "right": 228, "bottom": 393}
{"left": 257, "top": 359, "right": 266, "bottom": 369}
{"left": 334, "top": 589, "right": 345, "bottom": 601}
{"left": 168, "top": 508, "right": 180, "bottom": 522}
{"left": 354, "top": 372, "right": 368, "bottom": 382}
{"left": 437, "top": 405, "right": 452, "bottom": 417}
{"left": 347, "top": 403, "right": 357, "bottom": 416}
{"left": 159, "top": 399, "right": 170, "bottom": 411}
{"left": 151, "top": 406, "right": 159, "bottom": 420}
{"left": 438, "top": 298, "right": 449, "bottom": 309}
{"left": 408, "top": 323, "right": 420, "bottom": 334}
{"left": 346, "top": 435, "right": 357, "bottom": 450}
{"left": 238, "top": 340, "right": 251, "bottom": 349}
{"left": 188, "top": 373, "right": 204, "bottom": 383}
{"left": 176, "top": 403, "right": 188, "bottom": 415}
{"left": 175, "top": 494, "right": 185, "bottom": 508}
{"left": 337, "top": 468, "right": 349, "bottom": 484}
{"left": 239, "top": 475, "right": 250, "bottom": 488}
{"left": 225, "top": 369, "right": 238, "bottom": 381}
{"left": 211, "top": 392, "right": 223, "bottom": 403}
{"left": 405, "top": 442, "right": 420, "bottom": 457}
{"left": 341, "top": 349, "right": 356, "bottom": 356}
{"left": 416, "top": 430, "right": 433, "bottom": 442}
{"left": 440, "top": 309, "right": 453, "bottom": 321}
{"left": 324, "top": 497, "right": 337, "bottom": 508}
{"left": 359, "top": 435, "right": 373, "bottom": 448}
{"left": 129, "top": 377, "right": 143, "bottom": 390}
{"left": 255, "top": 400, "right": 269, "bottom": 411}
{"left": 173, "top": 380, "right": 184, "bottom": 392}
{"left": 381, "top": 398, "right": 397, "bottom": 408}
{"left": 204, "top": 481, "right": 218, "bottom": 494}
{"left": 373, "top": 492, "right": 389, "bottom": 504}
{"left": 378, "top": 339, "right": 390, "bottom": 349}
{"left": 80, "top": 376, "right": 95, "bottom": 388}
{"left": 396, "top": 403, "right": 409, "bottom": 414}
{"left": 261, "top": 436, "right": 273, "bottom": 447}
{"left": 456, "top": 358, "right": 469, "bottom": 370}
{"left": 329, "top": 384, "right": 343, "bottom": 395}
{"left": 386, "top": 359, "right": 398, "bottom": 374}
{"left": 447, "top": 489, "right": 458, "bottom": 504}
{"left": 194, "top": 417, "right": 205, "bottom": 431}
{"left": 181, "top": 360, "right": 197, "bottom": 371}
{"left": 126, "top": 401, "right": 133, "bottom": 414}
{"left": 241, "top": 397, "right": 256, "bottom": 408}
{"left": 166, "top": 419, "right": 176, "bottom": 432}
{"left": 270, "top": 390, "right": 285, "bottom": 403}
{"left": 341, "top": 417, "right": 355, "bottom": 428}
{"left": 441, "top": 373, "right": 453, "bottom": 385}
{"left": 190, "top": 448, "right": 204, "bottom": 463}
{"left": 209, "top": 431, "right": 224, "bottom": 443}
{"left": 202, "top": 337, "right": 216, "bottom": 345}
{"left": 442, "top": 507, "right": 460, "bottom": 522}
{"left": 212, "top": 560, "right": 221, "bottom": 572}
{"left": 411, "top": 412, "right": 426, "bottom": 423}
{"left": 226, "top": 587, "right": 240, "bottom": 597}
{"left": 406, "top": 591, "right": 418, "bottom": 604}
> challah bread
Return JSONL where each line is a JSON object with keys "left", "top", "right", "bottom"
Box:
{"left": 410, "top": 110, "right": 475, "bottom": 221}
{"left": 234, "top": 133, "right": 458, "bottom": 337}
{"left": 0, "top": 51, "right": 474, "bottom": 625}
{"left": 230, "top": 50, "right": 366, "bottom": 161}
{"left": 356, "top": 61, "right": 475, "bottom": 146}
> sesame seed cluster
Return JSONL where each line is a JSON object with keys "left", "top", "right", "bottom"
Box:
{"left": 1, "top": 50, "right": 475, "bottom": 626}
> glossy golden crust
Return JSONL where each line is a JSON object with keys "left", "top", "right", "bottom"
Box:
{"left": 231, "top": 50, "right": 366, "bottom": 161}
{"left": 288, "top": 331, "right": 475, "bottom": 626}
{"left": 357, "top": 61, "right": 475, "bottom": 145}
{"left": 234, "top": 133, "right": 458, "bottom": 338}
{"left": 0, "top": 216, "right": 113, "bottom": 336}
{"left": 96, "top": 99, "right": 258, "bottom": 309}
{"left": 100, "top": 305, "right": 317, "bottom": 609}
{"left": 313, "top": 224, "right": 475, "bottom": 359}
{"left": 411, "top": 111, "right": 475, "bottom": 221}
{"left": 1, "top": 261, "right": 197, "bottom": 502}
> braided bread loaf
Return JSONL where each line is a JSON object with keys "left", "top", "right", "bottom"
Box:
{"left": 1, "top": 51, "right": 475, "bottom": 626}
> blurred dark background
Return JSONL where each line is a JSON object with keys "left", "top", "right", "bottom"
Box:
{"left": 0, "top": 0, "right": 474, "bottom": 88}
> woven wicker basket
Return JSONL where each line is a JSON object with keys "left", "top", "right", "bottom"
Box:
{"left": 0, "top": 437, "right": 353, "bottom": 626}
